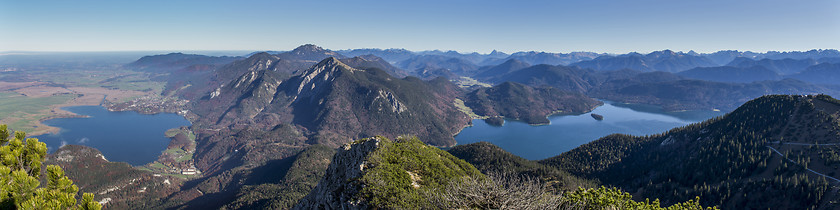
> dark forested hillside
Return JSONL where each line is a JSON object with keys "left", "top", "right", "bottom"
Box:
{"left": 726, "top": 57, "right": 818, "bottom": 75}
{"left": 337, "top": 48, "right": 416, "bottom": 63}
{"left": 340, "top": 55, "right": 409, "bottom": 78}
{"left": 676, "top": 66, "right": 781, "bottom": 83}
{"left": 447, "top": 142, "right": 596, "bottom": 191}
{"left": 542, "top": 94, "right": 840, "bottom": 209}
{"left": 46, "top": 145, "right": 181, "bottom": 209}
{"left": 790, "top": 63, "right": 840, "bottom": 85}
{"left": 397, "top": 55, "right": 479, "bottom": 77}
{"left": 589, "top": 78, "right": 836, "bottom": 111}
{"left": 126, "top": 53, "right": 241, "bottom": 73}
{"left": 490, "top": 64, "right": 603, "bottom": 93}
{"left": 223, "top": 145, "right": 336, "bottom": 209}
{"left": 473, "top": 59, "right": 531, "bottom": 81}
{"left": 486, "top": 63, "right": 838, "bottom": 111}
{"left": 463, "top": 82, "right": 602, "bottom": 124}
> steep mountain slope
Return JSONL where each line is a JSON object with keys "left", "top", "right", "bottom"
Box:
{"left": 157, "top": 124, "right": 312, "bottom": 209}
{"left": 701, "top": 50, "right": 762, "bottom": 65}
{"left": 485, "top": 61, "right": 839, "bottom": 111}
{"left": 125, "top": 53, "right": 245, "bottom": 97}
{"left": 414, "top": 50, "right": 475, "bottom": 64}
{"left": 542, "top": 95, "right": 840, "bottom": 209}
{"left": 818, "top": 57, "right": 840, "bottom": 64}
{"left": 726, "top": 57, "right": 818, "bottom": 75}
{"left": 677, "top": 66, "right": 781, "bottom": 83}
{"left": 46, "top": 145, "right": 183, "bottom": 209}
{"left": 463, "top": 82, "right": 602, "bottom": 124}
{"left": 337, "top": 48, "right": 416, "bottom": 63}
{"left": 193, "top": 57, "right": 469, "bottom": 147}
{"left": 274, "top": 44, "right": 346, "bottom": 61}
{"left": 413, "top": 66, "right": 458, "bottom": 80}
{"left": 473, "top": 59, "right": 531, "bottom": 81}
{"left": 790, "top": 63, "right": 840, "bottom": 85}
{"left": 339, "top": 55, "right": 409, "bottom": 78}
{"left": 572, "top": 50, "right": 717, "bottom": 72}
{"left": 222, "top": 145, "right": 336, "bottom": 209}
{"left": 295, "top": 136, "right": 482, "bottom": 209}
{"left": 590, "top": 78, "right": 836, "bottom": 111}
{"left": 397, "top": 55, "right": 479, "bottom": 77}
{"left": 283, "top": 58, "right": 469, "bottom": 146}
{"left": 492, "top": 64, "right": 602, "bottom": 93}
{"left": 125, "top": 53, "right": 241, "bottom": 73}
{"left": 447, "top": 142, "right": 596, "bottom": 191}
{"left": 166, "top": 52, "right": 314, "bottom": 100}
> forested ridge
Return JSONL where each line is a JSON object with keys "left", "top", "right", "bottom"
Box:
{"left": 542, "top": 94, "right": 840, "bottom": 209}
{"left": 298, "top": 136, "right": 714, "bottom": 209}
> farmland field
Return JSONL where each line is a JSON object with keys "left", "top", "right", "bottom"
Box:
{"left": 0, "top": 66, "right": 164, "bottom": 135}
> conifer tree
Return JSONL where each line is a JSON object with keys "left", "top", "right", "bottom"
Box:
{"left": 0, "top": 124, "right": 102, "bottom": 210}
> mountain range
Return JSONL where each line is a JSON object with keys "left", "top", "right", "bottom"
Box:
{"left": 676, "top": 66, "right": 782, "bottom": 83}
{"left": 726, "top": 57, "right": 819, "bottom": 75}
{"left": 56, "top": 44, "right": 840, "bottom": 209}
{"left": 570, "top": 50, "right": 718, "bottom": 72}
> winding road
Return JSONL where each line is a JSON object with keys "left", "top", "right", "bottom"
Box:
{"left": 765, "top": 145, "right": 840, "bottom": 183}
{"left": 769, "top": 141, "right": 840, "bottom": 146}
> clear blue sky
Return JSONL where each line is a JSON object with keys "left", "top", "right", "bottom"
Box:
{"left": 1, "top": 0, "right": 838, "bottom": 54}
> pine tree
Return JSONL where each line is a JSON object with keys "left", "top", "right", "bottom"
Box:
{"left": 0, "top": 124, "right": 102, "bottom": 209}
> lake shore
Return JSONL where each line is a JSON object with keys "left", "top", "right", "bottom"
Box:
{"left": 0, "top": 81, "right": 151, "bottom": 136}
{"left": 454, "top": 101, "right": 723, "bottom": 160}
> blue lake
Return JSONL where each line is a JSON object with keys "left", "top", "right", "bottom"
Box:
{"left": 454, "top": 101, "right": 724, "bottom": 160}
{"left": 34, "top": 106, "right": 191, "bottom": 166}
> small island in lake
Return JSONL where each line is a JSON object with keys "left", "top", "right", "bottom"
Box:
{"left": 483, "top": 116, "right": 505, "bottom": 126}
{"left": 591, "top": 113, "right": 604, "bottom": 121}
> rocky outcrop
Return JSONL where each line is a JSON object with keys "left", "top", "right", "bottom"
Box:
{"left": 291, "top": 57, "right": 354, "bottom": 102}
{"left": 294, "top": 138, "right": 381, "bottom": 209}
{"left": 294, "top": 136, "right": 483, "bottom": 209}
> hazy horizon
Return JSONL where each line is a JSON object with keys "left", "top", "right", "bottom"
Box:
{"left": 3, "top": 46, "right": 840, "bottom": 56}
{"left": 2, "top": 0, "right": 838, "bottom": 54}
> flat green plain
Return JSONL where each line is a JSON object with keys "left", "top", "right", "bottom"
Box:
{"left": 0, "top": 91, "right": 74, "bottom": 133}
